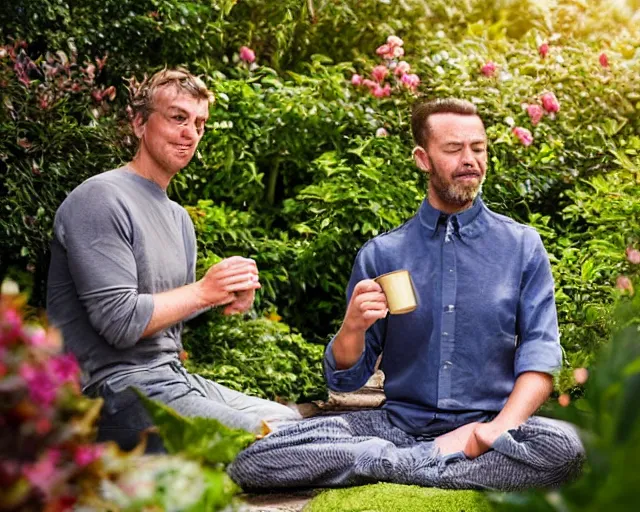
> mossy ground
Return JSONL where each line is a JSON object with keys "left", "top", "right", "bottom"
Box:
{"left": 304, "top": 483, "right": 493, "bottom": 512}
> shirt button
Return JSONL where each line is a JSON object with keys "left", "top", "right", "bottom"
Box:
{"left": 447, "top": 305, "right": 455, "bottom": 312}
{"left": 449, "top": 269, "right": 454, "bottom": 273}
{"left": 442, "top": 332, "right": 448, "bottom": 336}
{"left": 443, "top": 361, "right": 453, "bottom": 369}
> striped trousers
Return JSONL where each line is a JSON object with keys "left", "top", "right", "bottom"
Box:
{"left": 229, "top": 409, "right": 584, "bottom": 491}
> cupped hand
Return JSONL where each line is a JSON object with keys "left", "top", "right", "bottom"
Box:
{"left": 199, "top": 256, "right": 261, "bottom": 308}
{"left": 343, "top": 279, "right": 388, "bottom": 333}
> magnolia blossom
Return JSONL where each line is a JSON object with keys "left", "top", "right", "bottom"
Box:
{"left": 351, "top": 74, "right": 363, "bottom": 86}
{"left": 541, "top": 92, "right": 560, "bottom": 114}
{"left": 371, "top": 65, "right": 389, "bottom": 83}
{"left": 239, "top": 46, "right": 256, "bottom": 63}
{"left": 599, "top": 52, "right": 609, "bottom": 68}
{"left": 394, "top": 61, "right": 411, "bottom": 76}
{"left": 400, "top": 73, "right": 420, "bottom": 90}
{"left": 376, "top": 44, "right": 392, "bottom": 56}
{"left": 372, "top": 83, "right": 391, "bottom": 98}
{"left": 512, "top": 127, "right": 533, "bottom": 146}
{"left": 616, "top": 275, "right": 634, "bottom": 295}
{"left": 362, "top": 78, "right": 377, "bottom": 90}
{"left": 480, "top": 61, "right": 497, "bottom": 77}
{"left": 539, "top": 43, "right": 549, "bottom": 58}
{"left": 526, "top": 104, "right": 544, "bottom": 126}
{"left": 375, "top": 127, "right": 388, "bottom": 137}
{"left": 626, "top": 247, "right": 640, "bottom": 264}
{"left": 387, "top": 35, "right": 404, "bottom": 48}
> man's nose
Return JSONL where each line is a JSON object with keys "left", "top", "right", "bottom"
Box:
{"left": 461, "top": 146, "right": 475, "bottom": 166}
{"left": 181, "top": 123, "right": 198, "bottom": 140}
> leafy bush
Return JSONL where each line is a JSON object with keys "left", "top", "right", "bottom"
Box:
{"left": 183, "top": 312, "right": 327, "bottom": 403}
{"left": 491, "top": 258, "right": 640, "bottom": 511}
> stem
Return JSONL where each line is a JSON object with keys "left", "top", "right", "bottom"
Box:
{"left": 266, "top": 160, "right": 280, "bottom": 206}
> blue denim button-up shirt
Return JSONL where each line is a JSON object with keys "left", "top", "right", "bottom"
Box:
{"left": 324, "top": 196, "right": 561, "bottom": 436}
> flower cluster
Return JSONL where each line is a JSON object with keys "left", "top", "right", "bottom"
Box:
{"left": 0, "top": 281, "right": 104, "bottom": 510}
{"left": 0, "top": 41, "right": 114, "bottom": 122}
{"left": 616, "top": 246, "right": 640, "bottom": 296}
{"left": 350, "top": 35, "right": 421, "bottom": 99}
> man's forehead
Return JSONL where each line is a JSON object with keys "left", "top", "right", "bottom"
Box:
{"left": 429, "top": 113, "right": 486, "bottom": 140}
{"left": 154, "top": 86, "right": 210, "bottom": 116}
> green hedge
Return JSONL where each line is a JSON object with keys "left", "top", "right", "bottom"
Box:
{"left": 1, "top": 0, "right": 639, "bottom": 401}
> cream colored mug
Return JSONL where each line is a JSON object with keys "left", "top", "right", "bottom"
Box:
{"left": 374, "top": 269, "right": 418, "bottom": 315}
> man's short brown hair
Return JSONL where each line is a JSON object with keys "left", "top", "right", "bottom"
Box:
{"left": 129, "top": 67, "right": 214, "bottom": 124}
{"left": 411, "top": 98, "right": 480, "bottom": 148}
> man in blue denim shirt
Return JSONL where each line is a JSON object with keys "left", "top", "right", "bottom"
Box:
{"left": 230, "top": 99, "right": 584, "bottom": 491}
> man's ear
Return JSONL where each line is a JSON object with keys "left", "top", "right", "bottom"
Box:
{"left": 132, "top": 113, "right": 146, "bottom": 139}
{"left": 413, "top": 146, "right": 431, "bottom": 174}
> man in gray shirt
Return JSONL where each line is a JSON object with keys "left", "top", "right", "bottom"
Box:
{"left": 47, "top": 68, "right": 299, "bottom": 448}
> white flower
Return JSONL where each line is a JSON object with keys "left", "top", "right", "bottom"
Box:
{"left": 435, "top": 65, "right": 445, "bottom": 75}
{"left": 555, "top": 55, "right": 565, "bottom": 64}
{"left": 504, "top": 116, "right": 515, "bottom": 127}
{"left": 1, "top": 279, "right": 19, "bottom": 296}
{"left": 436, "top": 30, "right": 445, "bottom": 38}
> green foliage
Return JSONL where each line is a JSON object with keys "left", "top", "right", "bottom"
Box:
{"left": 183, "top": 312, "right": 327, "bottom": 402}
{"left": 2, "top": 0, "right": 639, "bottom": 402}
{"left": 306, "top": 483, "right": 492, "bottom": 512}
{"left": 137, "top": 391, "right": 255, "bottom": 465}
{"left": 491, "top": 272, "right": 640, "bottom": 511}
{"left": 0, "top": 43, "right": 126, "bottom": 305}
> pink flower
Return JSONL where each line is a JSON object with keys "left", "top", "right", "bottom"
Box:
{"left": 371, "top": 65, "right": 389, "bottom": 83}
{"left": 400, "top": 73, "right": 420, "bottom": 90}
{"left": 387, "top": 35, "right": 404, "bottom": 48}
{"left": 372, "top": 83, "right": 391, "bottom": 98}
{"left": 480, "top": 61, "right": 497, "bottom": 77}
{"left": 626, "top": 247, "right": 640, "bottom": 264}
{"left": 616, "top": 275, "right": 634, "bottom": 295}
{"left": 362, "top": 78, "right": 377, "bottom": 90}
{"left": 599, "top": 52, "right": 609, "bottom": 68}
{"left": 74, "top": 444, "right": 104, "bottom": 467}
{"left": 376, "top": 44, "right": 392, "bottom": 56}
{"left": 541, "top": 92, "right": 560, "bottom": 113}
{"left": 512, "top": 127, "right": 533, "bottom": 146}
{"left": 392, "top": 46, "right": 405, "bottom": 59}
{"left": 573, "top": 368, "right": 589, "bottom": 385}
{"left": 20, "top": 363, "right": 58, "bottom": 406}
{"left": 239, "top": 46, "right": 256, "bottom": 63}
{"left": 48, "top": 353, "right": 80, "bottom": 385}
{"left": 538, "top": 43, "right": 549, "bottom": 58}
{"left": 375, "top": 127, "right": 388, "bottom": 137}
{"left": 526, "top": 104, "right": 544, "bottom": 126}
{"left": 23, "top": 448, "right": 61, "bottom": 496}
{"left": 394, "top": 61, "right": 411, "bottom": 76}
{"left": 351, "top": 74, "right": 363, "bottom": 86}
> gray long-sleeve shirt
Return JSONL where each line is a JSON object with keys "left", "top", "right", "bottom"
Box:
{"left": 47, "top": 167, "right": 197, "bottom": 387}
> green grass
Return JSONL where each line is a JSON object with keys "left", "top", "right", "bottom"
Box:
{"left": 304, "top": 483, "right": 493, "bottom": 512}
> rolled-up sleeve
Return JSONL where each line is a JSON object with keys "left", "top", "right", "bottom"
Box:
{"left": 514, "top": 231, "right": 562, "bottom": 377}
{"left": 324, "top": 242, "right": 386, "bottom": 392}
{"left": 55, "top": 182, "right": 154, "bottom": 349}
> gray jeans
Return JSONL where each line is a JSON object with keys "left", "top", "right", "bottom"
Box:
{"left": 229, "top": 409, "right": 584, "bottom": 491}
{"left": 92, "top": 360, "right": 301, "bottom": 451}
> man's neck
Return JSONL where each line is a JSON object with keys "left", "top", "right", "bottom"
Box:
{"left": 129, "top": 154, "right": 174, "bottom": 191}
{"left": 427, "top": 189, "right": 473, "bottom": 215}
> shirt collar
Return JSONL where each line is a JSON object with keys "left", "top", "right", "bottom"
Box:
{"left": 418, "top": 195, "right": 485, "bottom": 237}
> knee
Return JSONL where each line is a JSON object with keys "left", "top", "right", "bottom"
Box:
{"left": 532, "top": 418, "right": 585, "bottom": 480}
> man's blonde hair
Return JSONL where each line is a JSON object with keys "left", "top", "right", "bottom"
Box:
{"left": 129, "top": 67, "right": 214, "bottom": 124}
